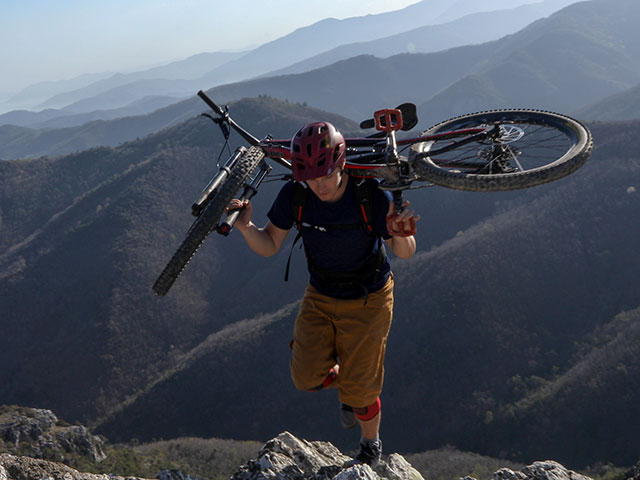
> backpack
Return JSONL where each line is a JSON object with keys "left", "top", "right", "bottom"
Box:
{"left": 290, "top": 178, "right": 375, "bottom": 234}
{"left": 284, "top": 178, "right": 386, "bottom": 286}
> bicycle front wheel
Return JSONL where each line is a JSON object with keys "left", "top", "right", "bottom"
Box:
{"left": 152, "top": 145, "right": 265, "bottom": 296}
{"left": 411, "top": 109, "right": 593, "bottom": 192}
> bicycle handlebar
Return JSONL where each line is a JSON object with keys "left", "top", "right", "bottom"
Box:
{"left": 197, "top": 90, "right": 261, "bottom": 146}
{"left": 197, "top": 90, "right": 225, "bottom": 116}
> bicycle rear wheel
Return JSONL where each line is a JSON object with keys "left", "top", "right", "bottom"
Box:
{"left": 152, "top": 145, "right": 265, "bottom": 296}
{"left": 411, "top": 109, "right": 593, "bottom": 191}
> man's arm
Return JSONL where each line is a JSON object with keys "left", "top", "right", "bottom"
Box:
{"left": 386, "top": 235, "right": 416, "bottom": 259}
{"left": 228, "top": 199, "right": 290, "bottom": 257}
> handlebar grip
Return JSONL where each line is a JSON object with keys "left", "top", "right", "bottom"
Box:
{"left": 218, "top": 208, "right": 242, "bottom": 236}
{"left": 197, "top": 90, "right": 224, "bottom": 116}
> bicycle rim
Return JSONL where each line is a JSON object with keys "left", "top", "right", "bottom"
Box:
{"left": 152, "top": 146, "right": 265, "bottom": 296}
{"left": 411, "top": 109, "right": 593, "bottom": 192}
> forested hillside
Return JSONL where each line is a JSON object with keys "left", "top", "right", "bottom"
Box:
{"left": 0, "top": 98, "right": 357, "bottom": 421}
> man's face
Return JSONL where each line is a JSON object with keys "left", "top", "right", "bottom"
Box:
{"left": 305, "top": 162, "right": 346, "bottom": 202}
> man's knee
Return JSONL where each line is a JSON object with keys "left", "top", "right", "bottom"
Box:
{"left": 291, "top": 366, "right": 337, "bottom": 392}
{"left": 352, "top": 397, "right": 381, "bottom": 421}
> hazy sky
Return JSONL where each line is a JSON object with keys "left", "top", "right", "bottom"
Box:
{"left": 0, "top": 0, "right": 419, "bottom": 94}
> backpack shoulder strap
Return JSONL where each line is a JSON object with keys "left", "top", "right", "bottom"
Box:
{"left": 353, "top": 178, "right": 375, "bottom": 234}
{"left": 290, "top": 181, "right": 309, "bottom": 231}
{"left": 285, "top": 181, "right": 307, "bottom": 282}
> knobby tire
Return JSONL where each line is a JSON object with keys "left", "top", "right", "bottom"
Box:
{"left": 411, "top": 109, "right": 593, "bottom": 191}
{"left": 152, "top": 146, "right": 265, "bottom": 296}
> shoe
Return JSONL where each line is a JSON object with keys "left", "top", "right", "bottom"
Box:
{"left": 340, "top": 403, "right": 358, "bottom": 430}
{"left": 355, "top": 438, "right": 382, "bottom": 469}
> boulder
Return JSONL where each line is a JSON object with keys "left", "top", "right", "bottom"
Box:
{"left": 0, "top": 407, "right": 105, "bottom": 462}
{"left": 493, "top": 461, "right": 592, "bottom": 480}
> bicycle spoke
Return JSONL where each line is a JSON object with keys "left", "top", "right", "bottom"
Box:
{"left": 426, "top": 122, "right": 577, "bottom": 174}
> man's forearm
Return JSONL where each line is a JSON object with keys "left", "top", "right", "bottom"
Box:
{"left": 388, "top": 235, "right": 416, "bottom": 259}
{"left": 237, "top": 222, "right": 281, "bottom": 257}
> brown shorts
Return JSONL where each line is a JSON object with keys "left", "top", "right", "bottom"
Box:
{"left": 289, "top": 275, "right": 394, "bottom": 408}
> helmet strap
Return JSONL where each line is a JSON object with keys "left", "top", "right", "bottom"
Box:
{"left": 337, "top": 168, "right": 346, "bottom": 190}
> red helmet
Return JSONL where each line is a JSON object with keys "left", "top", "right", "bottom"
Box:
{"left": 291, "top": 122, "right": 346, "bottom": 181}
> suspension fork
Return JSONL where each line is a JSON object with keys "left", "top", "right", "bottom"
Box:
{"left": 192, "top": 146, "right": 247, "bottom": 217}
{"left": 217, "top": 160, "right": 272, "bottom": 236}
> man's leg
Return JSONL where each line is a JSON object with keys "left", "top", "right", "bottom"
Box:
{"left": 290, "top": 285, "right": 339, "bottom": 392}
{"left": 359, "top": 412, "right": 381, "bottom": 440}
{"left": 334, "top": 276, "right": 394, "bottom": 467}
{"left": 356, "top": 413, "right": 383, "bottom": 468}
{"left": 355, "top": 398, "right": 382, "bottom": 440}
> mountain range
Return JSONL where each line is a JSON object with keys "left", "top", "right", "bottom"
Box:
{"left": 2, "top": 0, "right": 640, "bottom": 161}
{"left": 1, "top": 0, "right": 575, "bottom": 126}
{"left": 265, "top": 0, "right": 577, "bottom": 77}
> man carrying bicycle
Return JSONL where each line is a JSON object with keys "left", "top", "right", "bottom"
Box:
{"left": 227, "top": 121, "right": 418, "bottom": 468}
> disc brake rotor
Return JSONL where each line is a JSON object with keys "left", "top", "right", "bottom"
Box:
{"left": 496, "top": 125, "right": 525, "bottom": 144}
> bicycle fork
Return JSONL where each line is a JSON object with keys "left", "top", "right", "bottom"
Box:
{"left": 192, "top": 146, "right": 248, "bottom": 217}
{"left": 217, "top": 160, "right": 272, "bottom": 236}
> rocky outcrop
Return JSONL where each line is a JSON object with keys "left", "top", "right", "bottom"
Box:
{"left": 0, "top": 407, "right": 105, "bottom": 462}
{"left": 230, "top": 433, "right": 597, "bottom": 480}
{"left": 231, "top": 431, "right": 424, "bottom": 480}
{"left": 0, "top": 453, "right": 148, "bottom": 480}
{"left": 0, "top": 425, "right": 602, "bottom": 480}
{"left": 624, "top": 462, "right": 640, "bottom": 480}
{"left": 492, "top": 462, "right": 593, "bottom": 480}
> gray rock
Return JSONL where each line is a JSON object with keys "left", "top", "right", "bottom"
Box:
{"left": 0, "top": 407, "right": 105, "bottom": 462}
{"left": 495, "top": 461, "right": 593, "bottom": 480}
{"left": 0, "top": 408, "right": 58, "bottom": 446}
{"left": 332, "top": 464, "right": 376, "bottom": 480}
{"left": 156, "top": 470, "right": 202, "bottom": 480}
{"left": 0, "top": 453, "right": 149, "bottom": 480}
{"left": 230, "top": 431, "right": 424, "bottom": 480}
{"left": 625, "top": 462, "right": 640, "bottom": 480}
{"left": 494, "top": 468, "right": 527, "bottom": 480}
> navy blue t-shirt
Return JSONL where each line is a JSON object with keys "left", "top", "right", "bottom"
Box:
{"left": 268, "top": 177, "right": 393, "bottom": 299}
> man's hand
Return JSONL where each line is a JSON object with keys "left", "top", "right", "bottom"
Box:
{"left": 226, "top": 198, "right": 252, "bottom": 232}
{"left": 386, "top": 200, "right": 420, "bottom": 237}
{"left": 225, "top": 199, "right": 289, "bottom": 258}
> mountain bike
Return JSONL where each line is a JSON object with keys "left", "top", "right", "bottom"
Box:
{"left": 152, "top": 90, "right": 593, "bottom": 296}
